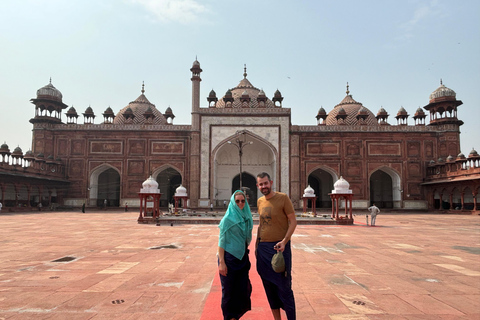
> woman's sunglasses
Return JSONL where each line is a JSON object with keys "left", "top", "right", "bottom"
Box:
{"left": 235, "top": 199, "right": 245, "bottom": 204}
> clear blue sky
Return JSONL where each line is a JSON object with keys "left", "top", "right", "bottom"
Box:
{"left": 1, "top": 0, "right": 479, "bottom": 154}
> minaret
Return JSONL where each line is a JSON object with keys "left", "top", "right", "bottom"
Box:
{"left": 189, "top": 58, "right": 202, "bottom": 207}
{"left": 30, "top": 78, "right": 68, "bottom": 125}
{"left": 30, "top": 79, "right": 68, "bottom": 156}
{"left": 190, "top": 58, "right": 202, "bottom": 112}
{"left": 423, "top": 80, "right": 463, "bottom": 158}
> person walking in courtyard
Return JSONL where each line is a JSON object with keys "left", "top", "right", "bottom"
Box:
{"left": 217, "top": 190, "right": 253, "bottom": 320}
{"left": 256, "top": 172, "right": 297, "bottom": 320}
{"left": 368, "top": 203, "right": 380, "bottom": 226}
{"left": 0, "top": 201, "right": 2, "bottom": 213}
{"left": 124, "top": 202, "right": 128, "bottom": 212}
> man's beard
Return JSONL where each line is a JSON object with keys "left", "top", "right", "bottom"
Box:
{"left": 261, "top": 187, "right": 271, "bottom": 195}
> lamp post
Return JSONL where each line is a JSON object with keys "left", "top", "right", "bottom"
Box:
{"left": 228, "top": 130, "right": 253, "bottom": 189}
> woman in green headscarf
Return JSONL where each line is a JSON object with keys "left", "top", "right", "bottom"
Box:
{"left": 218, "top": 190, "right": 253, "bottom": 320}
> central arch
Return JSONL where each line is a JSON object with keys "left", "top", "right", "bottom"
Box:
{"left": 213, "top": 131, "right": 277, "bottom": 207}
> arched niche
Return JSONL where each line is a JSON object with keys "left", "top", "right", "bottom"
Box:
{"left": 307, "top": 166, "right": 338, "bottom": 208}
{"left": 153, "top": 166, "right": 182, "bottom": 207}
{"left": 89, "top": 164, "right": 121, "bottom": 207}
{"left": 369, "top": 167, "right": 401, "bottom": 208}
{"left": 213, "top": 131, "right": 276, "bottom": 206}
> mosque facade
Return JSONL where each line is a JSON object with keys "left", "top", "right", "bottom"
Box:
{"left": 0, "top": 59, "right": 479, "bottom": 211}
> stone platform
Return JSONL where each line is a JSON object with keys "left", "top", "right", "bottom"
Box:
{"left": 0, "top": 210, "right": 478, "bottom": 319}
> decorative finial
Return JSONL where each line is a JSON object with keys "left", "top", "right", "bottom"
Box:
{"left": 141, "top": 81, "right": 145, "bottom": 94}
{"left": 440, "top": 78, "right": 443, "bottom": 85}
{"left": 243, "top": 64, "right": 247, "bottom": 79}
{"left": 49, "top": 77, "right": 52, "bottom": 84}
{"left": 346, "top": 82, "right": 350, "bottom": 95}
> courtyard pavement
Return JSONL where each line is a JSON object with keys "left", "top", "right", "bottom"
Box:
{"left": 0, "top": 210, "right": 479, "bottom": 319}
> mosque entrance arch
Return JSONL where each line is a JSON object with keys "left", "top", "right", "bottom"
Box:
{"left": 232, "top": 172, "right": 258, "bottom": 207}
{"left": 369, "top": 167, "right": 401, "bottom": 208}
{"left": 307, "top": 167, "right": 337, "bottom": 208}
{"left": 4, "top": 184, "right": 16, "bottom": 207}
{"left": 213, "top": 131, "right": 276, "bottom": 208}
{"left": 89, "top": 165, "right": 121, "bottom": 208}
{"left": 154, "top": 167, "right": 182, "bottom": 208}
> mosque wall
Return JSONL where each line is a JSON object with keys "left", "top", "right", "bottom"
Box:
{"left": 293, "top": 126, "right": 460, "bottom": 209}
{"left": 30, "top": 124, "right": 191, "bottom": 206}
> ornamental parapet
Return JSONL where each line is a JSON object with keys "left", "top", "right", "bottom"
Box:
{"left": 0, "top": 159, "right": 67, "bottom": 180}
{"left": 291, "top": 124, "right": 460, "bottom": 133}
{"left": 423, "top": 160, "right": 480, "bottom": 183}
{"left": 33, "top": 123, "right": 192, "bottom": 131}
{"left": 195, "top": 107, "right": 291, "bottom": 115}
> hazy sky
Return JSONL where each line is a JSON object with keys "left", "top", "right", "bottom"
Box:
{"left": 1, "top": 0, "right": 479, "bottom": 154}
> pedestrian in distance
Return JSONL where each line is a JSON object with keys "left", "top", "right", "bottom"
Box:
{"left": 368, "top": 203, "right": 380, "bottom": 226}
{"left": 256, "top": 172, "right": 297, "bottom": 320}
{"left": 218, "top": 190, "right": 253, "bottom": 320}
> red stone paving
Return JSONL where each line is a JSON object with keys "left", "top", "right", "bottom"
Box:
{"left": 0, "top": 211, "right": 479, "bottom": 319}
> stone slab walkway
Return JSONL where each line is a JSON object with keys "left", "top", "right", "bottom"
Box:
{"left": 0, "top": 211, "right": 479, "bottom": 319}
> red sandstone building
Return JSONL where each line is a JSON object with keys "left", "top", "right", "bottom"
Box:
{"left": 0, "top": 60, "right": 478, "bottom": 212}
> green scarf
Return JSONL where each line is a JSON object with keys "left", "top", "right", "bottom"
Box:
{"left": 218, "top": 190, "right": 253, "bottom": 260}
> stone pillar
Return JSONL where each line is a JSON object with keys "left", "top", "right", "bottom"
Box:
{"left": 290, "top": 134, "right": 300, "bottom": 208}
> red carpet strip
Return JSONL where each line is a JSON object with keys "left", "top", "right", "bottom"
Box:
{"left": 200, "top": 237, "right": 274, "bottom": 319}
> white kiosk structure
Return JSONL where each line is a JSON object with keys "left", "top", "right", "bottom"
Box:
{"left": 138, "top": 176, "right": 162, "bottom": 223}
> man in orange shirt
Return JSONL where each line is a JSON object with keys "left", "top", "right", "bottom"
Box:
{"left": 256, "top": 172, "right": 297, "bottom": 320}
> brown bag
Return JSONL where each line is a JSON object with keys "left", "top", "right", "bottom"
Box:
{"left": 271, "top": 251, "right": 285, "bottom": 273}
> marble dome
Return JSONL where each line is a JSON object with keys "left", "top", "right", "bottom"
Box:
{"left": 429, "top": 81, "right": 456, "bottom": 102}
{"left": 114, "top": 84, "right": 167, "bottom": 125}
{"left": 214, "top": 70, "right": 276, "bottom": 108}
{"left": 325, "top": 85, "right": 378, "bottom": 126}
{"left": 36, "top": 79, "right": 63, "bottom": 102}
